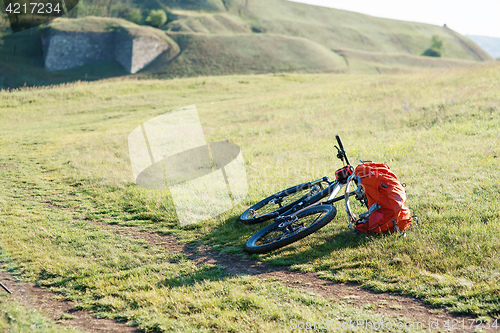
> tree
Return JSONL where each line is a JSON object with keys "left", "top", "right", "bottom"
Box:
{"left": 431, "top": 35, "right": 444, "bottom": 51}
{"left": 422, "top": 35, "right": 445, "bottom": 57}
{"left": 146, "top": 9, "right": 167, "bottom": 28}
{"left": 125, "top": 9, "right": 142, "bottom": 24}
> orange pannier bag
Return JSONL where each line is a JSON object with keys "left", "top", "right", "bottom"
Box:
{"left": 354, "top": 162, "right": 412, "bottom": 234}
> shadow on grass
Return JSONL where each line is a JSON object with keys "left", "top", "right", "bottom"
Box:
{"left": 158, "top": 265, "right": 229, "bottom": 288}
{"left": 259, "top": 228, "right": 373, "bottom": 267}
{"left": 202, "top": 211, "right": 372, "bottom": 262}
{"left": 157, "top": 215, "right": 374, "bottom": 288}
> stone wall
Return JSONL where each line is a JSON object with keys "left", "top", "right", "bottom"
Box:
{"left": 114, "top": 32, "right": 133, "bottom": 72}
{"left": 42, "top": 32, "right": 115, "bottom": 71}
{"left": 42, "top": 30, "right": 173, "bottom": 73}
{"left": 131, "top": 36, "right": 169, "bottom": 74}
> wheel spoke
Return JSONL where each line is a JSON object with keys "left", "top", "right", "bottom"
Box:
{"left": 255, "top": 190, "right": 308, "bottom": 217}
{"left": 258, "top": 230, "right": 284, "bottom": 245}
{"left": 255, "top": 211, "right": 325, "bottom": 246}
{"left": 241, "top": 185, "right": 313, "bottom": 223}
{"left": 245, "top": 205, "right": 337, "bottom": 253}
{"left": 345, "top": 178, "right": 369, "bottom": 230}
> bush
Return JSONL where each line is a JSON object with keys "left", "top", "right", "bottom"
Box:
{"left": 113, "top": 6, "right": 142, "bottom": 24}
{"left": 422, "top": 35, "right": 445, "bottom": 57}
{"left": 146, "top": 9, "right": 167, "bottom": 28}
{"left": 422, "top": 48, "right": 442, "bottom": 57}
{"left": 125, "top": 8, "right": 143, "bottom": 24}
{"left": 431, "top": 35, "right": 444, "bottom": 51}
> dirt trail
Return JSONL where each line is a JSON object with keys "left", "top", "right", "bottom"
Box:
{"left": 0, "top": 271, "right": 139, "bottom": 332}
{"left": 95, "top": 222, "right": 486, "bottom": 332}
{"left": 1, "top": 221, "right": 495, "bottom": 332}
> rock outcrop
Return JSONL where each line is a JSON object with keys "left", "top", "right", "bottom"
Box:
{"left": 41, "top": 17, "right": 179, "bottom": 73}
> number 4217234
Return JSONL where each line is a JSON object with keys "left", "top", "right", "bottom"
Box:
{"left": 4, "top": 2, "right": 61, "bottom": 14}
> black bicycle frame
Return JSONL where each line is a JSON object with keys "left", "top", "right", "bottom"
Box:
{"left": 277, "top": 180, "right": 346, "bottom": 217}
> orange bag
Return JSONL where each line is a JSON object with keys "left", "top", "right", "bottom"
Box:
{"left": 354, "top": 163, "right": 412, "bottom": 234}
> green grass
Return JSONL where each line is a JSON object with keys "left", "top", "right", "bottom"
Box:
{"left": 168, "top": 12, "right": 251, "bottom": 34}
{"left": 167, "top": 0, "right": 490, "bottom": 65}
{"left": 335, "top": 48, "right": 478, "bottom": 74}
{"left": 0, "top": 63, "right": 499, "bottom": 330}
{"left": 0, "top": 295, "right": 79, "bottom": 332}
{"left": 146, "top": 32, "right": 347, "bottom": 78}
{"left": 44, "top": 16, "right": 172, "bottom": 40}
{"left": 231, "top": 0, "right": 490, "bottom": 61}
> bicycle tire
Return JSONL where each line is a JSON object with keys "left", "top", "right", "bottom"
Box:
{"left": 239, "top": 183, "right": 316, "bottom": 224}
{"left": 245, "top": 204, "right": 337, "bottom": 253}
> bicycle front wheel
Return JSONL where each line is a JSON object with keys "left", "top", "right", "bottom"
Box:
{"left": 345, "top": 175, "right": 369, "bottom": 232}
{"left": 239, "top": 183, "right": 316, "bottom": 224}
{"left": 245, "top": 204, "right": 337, "bottom": 253}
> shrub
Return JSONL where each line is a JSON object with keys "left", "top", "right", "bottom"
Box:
{"left": 431, "top": 35, "right": 444, "bottom": 50}
{"left": 146, "top": 9, "right": 167, "bottom": 28}
{"left": 422, "top": 48, "right": 442, "bottom": 57}
{"left": 125, "top": 8, "right": 143, "bottom": 24}
{"left": 422, "top": 35, "right": 445, "bottom": 57}
{"left": 113, "top": 6, "right": 142, "bottom": 24}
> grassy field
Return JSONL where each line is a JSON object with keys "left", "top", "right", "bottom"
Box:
{"left": 0, "top": 63, "right": 499, "bottom": 331}
{"left": 0, "top": 295, "right": 78, "bottom": 332}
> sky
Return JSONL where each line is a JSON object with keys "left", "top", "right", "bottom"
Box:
{"left": 289, "top": 0, "right": 500, "bottom": 38}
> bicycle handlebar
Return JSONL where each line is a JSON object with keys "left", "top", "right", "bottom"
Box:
{"left": 335, "top": 135, "right": 351, "bottom": 166}
{"left": 335, "top": 135, "right": 344, "bottom": 151}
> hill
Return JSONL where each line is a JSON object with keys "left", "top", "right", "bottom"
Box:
{"left": 146, "top": 32, "right": 347, "bottom": 77}
{"left": 0, "top": 63, "right": 499, "bottom": 331}
{"left": 218, "top": 0, "right": 489, "bottom": 61}
{"left": 467, "top": 35, "right": 500, "bottom": 58}
{"left": 149, "top": 0, "right": 489, "bottom": 78}
{"left": 0, "top": 0, "right": 493, "bottom": 88}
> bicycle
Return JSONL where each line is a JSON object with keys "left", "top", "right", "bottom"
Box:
{"left": 240, "top": 135, "right": 370, "bottom": 253}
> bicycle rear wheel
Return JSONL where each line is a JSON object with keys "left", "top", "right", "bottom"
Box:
{"left": 245, "top": 204, "right": 337, "bottom": 253}
{"left": 239, "top": 183, "right": 317, "bottom": 224}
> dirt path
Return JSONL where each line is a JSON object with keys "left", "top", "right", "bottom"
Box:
{"left": 94, "top": 222, "right": 488, "bottom": 332}
{"left": 1, "top": 221, "right": 495, "bottom": 332}
{"left": 0, "top": 270, "right": 139, "bottom": 332}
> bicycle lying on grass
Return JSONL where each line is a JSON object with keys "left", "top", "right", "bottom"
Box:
{"left": 240, "top": 135, "right": 374, "bottom": 253}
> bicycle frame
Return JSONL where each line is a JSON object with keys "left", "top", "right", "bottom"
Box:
{"left": 276, "top": 180, "right": 347, "bottom": 219}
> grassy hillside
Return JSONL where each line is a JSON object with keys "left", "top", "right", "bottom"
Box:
{"left": 43, "top": 16, "right": 170, "bottom": 40}
{"left": 0, "top": 0, "right": 493, "bottom": 88}
{"left": 147, "top": 32, "right": 347, "bottom": 77}
{"left": 143, "top": 34, "right": 480, "bottom": 79}
{"left": 335, "top": 48, "right": 478, "bottom": 74}
{"left": 0, "top": 63, "right": 499, "bottom": 330}
{"left": 201, "top": 0, "right": 489, "bottom": 61}
{"left": 167, "top": 0, "right": 491, "bottom": 60}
